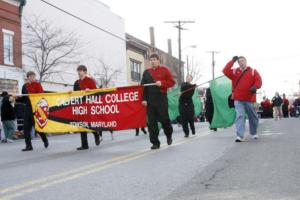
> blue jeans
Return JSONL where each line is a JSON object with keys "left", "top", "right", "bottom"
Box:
{"left": 234, "top": 100, "right": 259, "bottom": 138}
{"left": 2, "top": 120, "right": 15, "bottom": 140}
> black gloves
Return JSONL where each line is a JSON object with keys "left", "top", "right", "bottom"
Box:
{"left": 232, "top": 56, "right": 239, "bottom": 62}
{"left": 250, "top": 86, "right": 257, "bottom": 94}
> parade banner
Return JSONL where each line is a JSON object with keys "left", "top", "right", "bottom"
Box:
{"left": 28, "top": 86, "right": 146, "bottom": 133}
{"left": 209, "top": 76, "right": 236, "bottom": 128}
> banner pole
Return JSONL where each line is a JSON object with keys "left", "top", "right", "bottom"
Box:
{"left": 173, "top": 75, "right": 225, "bottom": 96}
{"left": 143, "top": 83, "right": 157, "bottom": 87}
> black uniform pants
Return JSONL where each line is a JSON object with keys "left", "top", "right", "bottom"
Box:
{"left": 80, "top": 132, "right": 100, "bottom": 148}
{"left": 147, "top": 95, "right": 173, "bottom": 146}
{"left": 136, "top": 127, "right": 147, "bottom": 135}
{"left": 23, "top": 109, "right": 48, "bottom": 148}
{"left": 282, "top": 105, "right": 289, "bottom": 118}
{"left": 179, "top": 103, "right": 195, "bottom": 135}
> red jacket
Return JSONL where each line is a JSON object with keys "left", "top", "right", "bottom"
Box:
{"left": 147, "top": 65, "right": 175, "bottom": 93}
{"left": 74, "top": 76, "right": 97, "bottom": 91}
{"left": 21, "top": 81, "right": 44, "bottom": 108}
{"left": 223, "top": 60, "right": 262, "bottom": 102}
{"left": 261, "top": 100, "right": 272, "bottom": 109}
{"left": 283, "top": 98, "right": 289, "bottom": 106}
{"left": 25, "top": 81, "right": 44, "bottom": 94}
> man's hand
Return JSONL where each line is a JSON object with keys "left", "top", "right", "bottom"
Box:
{"left": 232, "top": 56, "right": 239, "bottom": 62}
{"left": 250, "top": 86, "right": 257, "bottom": 93}
{"left": 155, "top": 81, "right": 162, "bottom": 87}
{"left": 142, "top": 101, "right": 147, "bottom": 107}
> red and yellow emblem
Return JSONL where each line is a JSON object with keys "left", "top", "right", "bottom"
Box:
{"left": 35, "top": 98, "right": 49, "bottom": 129}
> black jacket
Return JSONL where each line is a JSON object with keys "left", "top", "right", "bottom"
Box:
{"left": 179, "top": 82, "right": 196, "bottom": 104}
{"left": 141, "top": 70, "right": 163, "bottom": 103}
{"left": 1, "top": 96, "right": 16, "bottom": 121}
{"left": 272, "top": 96, "right": 283, "bottom": 107}
{"left": 205, "top": 88, "right": 214, "bottom": 124}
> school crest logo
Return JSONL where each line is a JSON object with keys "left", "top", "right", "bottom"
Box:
{"left": 35, "top": 98, "right": 49, "bottom": 128}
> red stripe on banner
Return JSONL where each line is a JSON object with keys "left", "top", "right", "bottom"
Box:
{"left": 48, "top": 86, "right": 146, "bottom": 131}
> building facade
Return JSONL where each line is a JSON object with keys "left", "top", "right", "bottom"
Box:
{"left": 0, "top": 0, "right": 25, "bottom": 93}
{"left": 126, "top": 33, "right": 148, "bottom": 85}
{"left": 126, "top": 30, "right": 183, "bottom": 86}
{"left": 22, "top": 0, "right": 127, "bottom": 91}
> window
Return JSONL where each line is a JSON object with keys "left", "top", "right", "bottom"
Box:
{"left": 3, "top": 29, "right": 14, "bottom": 65}
{"left": 130, "top": 59, "right": 141, "bottom": 82}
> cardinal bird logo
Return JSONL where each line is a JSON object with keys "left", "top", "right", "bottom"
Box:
{"left": 35, "top": 98, "right": 49, "bottom": 128}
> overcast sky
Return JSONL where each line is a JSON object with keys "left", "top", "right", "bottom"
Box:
{"left": 101, "top": 0, "right": 300, "bottom": 99}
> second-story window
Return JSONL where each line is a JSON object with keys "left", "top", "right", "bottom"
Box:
{"left": 130, "top": 59, "right": 141, "bottom": 82}
{"left": 3, "top": 29, "right": 14, "bottom": 65}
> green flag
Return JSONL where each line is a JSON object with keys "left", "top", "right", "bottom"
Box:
{"left": 167, "top": 87, "right": 202, "bottom": 121}
{"left": 209, "top": 76, "right": 236, "bottom": 128}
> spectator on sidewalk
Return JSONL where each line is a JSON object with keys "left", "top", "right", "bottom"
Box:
{"left": 1, "top": 94, "right": 16, "bottom": 143}
{"left": 282, "top": 93, "right": 289, "bottom": 118}
{"left": 272, "top": 92, "right": 283, "bottom": 120}
{"left": 260, "top": 96, "right": 273, "bottom": 118}
{"left": 0, "top": 91, "right": 8, "bottom": 142}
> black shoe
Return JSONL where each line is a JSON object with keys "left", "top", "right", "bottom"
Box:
{"left": 142, "top": 131, "right": 147, "bottom": 135}
{"left": 192, "top": 132, "right": 195, "bottom": 135}
{"left": 167, "top": 137, "right": 173, "bottom": 145}
{"left": 136, "top": 133, "right": 139, "bottom": 136}
{"left": 77, "top": 146, "right": 89, "bottom": 150}
{"left": 184, "top": 134, "right": 189, "bottom": 138}
{"left": 95, "top": 137, "right": 100, "bottom": 146}
{"left": 44, "top": 141, "right": 49, "bottom": 148}
{"left": 22, "top": 147, "right": 33, "bottom": 151}
{"left": 150, "top": 144, "right": 160, "bottom": 150}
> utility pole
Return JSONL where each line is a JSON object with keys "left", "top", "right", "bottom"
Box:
{"left": 164, "top": 20, "right": 195, "bottom": 84}
{"left": 207, "top": 51, "right": 220, "bottom": 80}
{"left": 186, "top": 55, "right": 189, "bottom": 77}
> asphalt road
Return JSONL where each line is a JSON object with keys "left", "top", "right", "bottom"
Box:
{"left": 0, "top": 118, "right": 299, "bottom": 200}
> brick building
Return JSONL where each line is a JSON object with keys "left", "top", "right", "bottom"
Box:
{"left": 126, "top": 27, "right": 184, "bottom": 86}
{"left": 0, "top": 0, "right": 25, "bottom": 93}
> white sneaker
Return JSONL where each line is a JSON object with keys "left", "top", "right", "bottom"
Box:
{"left": 252, "top": 135, "right": 259, "bottom": 139}
{"left": 6, "top": 139, "right": 14, "bottom": 143}
{"left": 235, "top": 136, "right": 245, "bottom": 142}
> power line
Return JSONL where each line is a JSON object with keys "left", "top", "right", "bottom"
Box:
{"left": 40, "top": 0, "right": 125, "bottom": 41}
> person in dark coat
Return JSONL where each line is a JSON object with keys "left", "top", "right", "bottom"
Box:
{"left": 282, "top": 93, "right": 289, "bottom": 118}
{"left": 1, "top": 94, "right": 16, "bottom": 142}
{"left": 179, "top": 75, "right": 196, "bottom": 137}
{"left": 141, "top": 53, "right": 175, "bottom": 150}
{"left": 272, "top": 92, "right": 283, "bottom": 120}
{"left": 205, "top": 88, "right": 217, "bottom": 131}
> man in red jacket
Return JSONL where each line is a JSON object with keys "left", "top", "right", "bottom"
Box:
{"left": 74, "top": 65, "right": 101, "bottom": 150}
{"left": 20, "top": 71, "right": 49, "bottom": 151}
{"left": 141, "top": 53, "right": 176, "bottom": 149}
{"left": 223, "top": 56, "right": 262, "bottom": 142}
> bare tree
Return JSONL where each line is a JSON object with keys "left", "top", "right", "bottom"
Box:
{"left": 23, "top": 16, "right": 80, "bottom": 82}
{"left": 187, "top": 56, "right": 202, "bottom": 83}
{"left": 93, "top": 59, "right": 122, "bottom": 88}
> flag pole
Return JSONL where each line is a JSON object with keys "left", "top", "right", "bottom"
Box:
{"left": 174, "top": 75, "right": 224, "bottom": 97}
